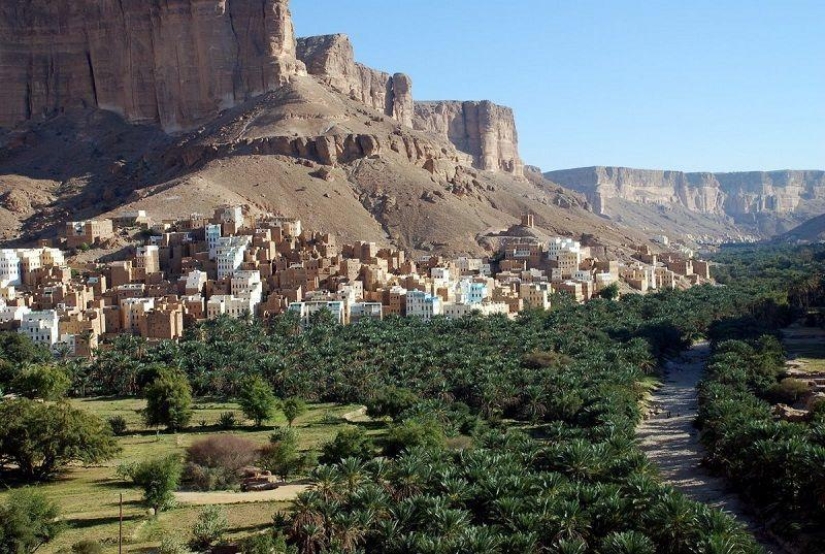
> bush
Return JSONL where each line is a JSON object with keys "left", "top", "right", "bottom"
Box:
{"left": 238, "top": 532, "right": 290, "bottom": 554}
{"left": 11, "top": 364, "right": 71, "bottom": 400}
{"left": 765, "top": 378, "right": 810, "bottom": 405}
{"left": 144, "top": 370, "right": 193, "bottom": 431}
{"left": 108, "top": 416, "right": 128, "bottom": 436}
{"left": 365, "top": 387, "right": 419, "bottom": 422}
{"left": 259, "top": 428, "right": 313, "bottom": 479}
{"left": 185, "top": 435, "right": 260, "bottom": 491}
{"left": 156, "top": 536, "right": 192, "bottom": 554}
{"left": 189, "top": 506, "right": 228, "bottom": 551}
{"left": 238, "top": 376, "right": 279, "bottom": 427}
{"left": 71, "top": 540, "right": 103, "bottom": 554}
{"left": 319, "top": 426, "right": 374, "bottom": 465}
{"left": 119, "top": 455, "right": 182, "bottom": 513}
{"left": 218, "top": 411, "right": 237, "bottom": 430}
{"left": 0, "top": 399, "right": 120, "bottom": 480}
{"left": 282, "top": 397, "right": 307, "bottom": 427}
{"left": 382, "top": 419, "right": 446, "bottom": 458}
{"left": 0, "top": 488, "right": 65, "bottom": 554}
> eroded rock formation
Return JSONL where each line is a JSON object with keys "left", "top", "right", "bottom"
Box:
{"left": 297, "top": 34, "right": 414, "bottom": 127}
{"left": 546, "top": 166, "right": 825, "bottom": 220}
{"left": 0, "top": 0, "right": 305, "bottom": 132}
{"left": 414, "top": 101, "right": 524, "bottom": 177}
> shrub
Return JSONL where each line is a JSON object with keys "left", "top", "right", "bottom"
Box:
{"left": 190, "top": 506, "right": 228, "bottom": 551}
{"left": 319, "top": 426, "right": 374, "bottom": 465}
{"left": 282, "top": 397, "right": 307, "bottom": 427}
{"left": 11, "top": 364, "right": 71, "bottom": 400}
{"left": 766, "top": 378, "right": 810, "bottom": 405}
{"left": 108, "top": 416, "right": 128, "bottom": 436}
{"left": 259, "top": 428, "right": 313, "bottom": 479}
{"left": 144, "top": 370, "right": 193, "bottom": 431}
{"left": 157, "top": 536, "right": 192, "bottom": 554}
{"left": 365, "top": 387, "right": 419, "bottom": 422}
{"left": 0, "top": 488, "right": 65, "bottom": 554}
{"left": 119, "top": 455, "right": 182, "bottom": 513}
{"left": 382, "top": 419, "right": 446, "bottom": 458}
{"left": 185, "top": 435, "right": 260, "bottom": 491}
{"left": 238, "top": 532, "right": 290, "bottom": 554}
{"left": 237, "top": 376, "right": 279, "bottom": 427}
{"left": 218, "top": 411, "right": 237, "bottom": 430}
{"left": 0, "top": 399, "right": 120, "bottom": 480}
{"left": 71, "top": 540, "right": 104, "bottom": 554}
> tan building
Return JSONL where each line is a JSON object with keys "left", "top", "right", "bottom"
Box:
{"left": 66, "top": 220, "right": 114, "bottom": 248}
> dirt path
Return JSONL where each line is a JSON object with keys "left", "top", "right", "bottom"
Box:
{"left": 174, "top": 484, "right": 309, "bottom": 505}
{"left": 636, "top": 342, "right": 785, "bottom": 553}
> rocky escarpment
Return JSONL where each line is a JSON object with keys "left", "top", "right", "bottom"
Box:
{"left": 414, "top": 101, "right": 524, "bottom": 177}
{"left": 0, "top": 0, "right": 305, "bottom": 132}
{"left": 546, "top": 166, "right": 825, "bottom": 222}
{"left": 297, "top": 34, "right": 413, "bottom": 128}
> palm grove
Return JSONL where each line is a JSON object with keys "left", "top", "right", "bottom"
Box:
{"left": 1, "top": 244, "right": 824, "bottom": 553}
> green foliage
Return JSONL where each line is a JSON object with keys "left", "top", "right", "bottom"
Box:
{"left": 0, "top": 488, "right": 65, "bottom": 554}
{"left": 107, "top": 415, "right": 128, "bottom": 436}
{"left": 382, "top": 418, "right": 447, "bottom": 457}
{"left": 189, "top": 506, "right": 228, "bottom": 551}
{"left": 0, "top": 333, "right": 51, "bottom": 391}
{"left": 144, "top": 370, "right": 193, "bottom": 431}
{"left": 319, "top": 426, "right": 374, "bottom": 465}
{"left": 365, "top": 387, "right": 419, "bottom": 422}
{"left": 70, "top": 540, "right": 103, "bottom": 554}
{"left": 599, "top": 282, "right": 621, "bottom": 300}
{"left": 238, "top": 532, "right": 291, "bottom": 554}
{"left": 119, "top": 455, "right": 182, "bottom": 513}
{"left": 282, "top": 397, "right": 307, "bottom": 427}
{"left": 237, "top": 375, "right": 279, "bottom": 427}
{"left": 259, "top": 428, "right": 313, "bottom": 479}
{"left": 218, "top": 411, "right": 237, "bottom": 430}
{"left": 156, "top": 536, "right": 192, "bottom": 554}
{"left": 11, "top": 364, "right": 71, "bottom": 400}
{"left": 0, "top": 399, "right": 119, "bottom": 480}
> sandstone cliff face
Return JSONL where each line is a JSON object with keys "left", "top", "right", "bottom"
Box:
{"left": 296, "top": 34, "right": 413, "bottom": 128}
{"left": 0, "top": 0, "right": 305, "bottom": 132}
{"left": 545, "top": 166, "right": 825, "bottom": 220}
{"left": 414, "top": 101, "right": 524, "bottom": 177}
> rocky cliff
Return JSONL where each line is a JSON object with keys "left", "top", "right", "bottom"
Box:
{"left": 546, "top": 166, "right": 825, "bottom": 223}
{"left": 414, "top": 101, "right": 524, "bottom": 177}
{"left": 297, "top": 34, "right": 413, "bottom": 128}
{"left": 0, "top": 0, "right": 305, "bottom": 132}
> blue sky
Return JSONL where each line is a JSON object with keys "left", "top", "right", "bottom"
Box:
{"left": 291, "top": 1, "right": 824, "bottom": 173}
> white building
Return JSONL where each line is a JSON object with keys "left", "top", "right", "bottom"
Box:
{"left": 231, "top": 270, "right": 263, "bottom": 307}
{"left": 215, "top": 236, "right": 251, "bottom": 279}
{"left": 120, "top": 297, "right": 155, "bottom": 332}
{"left": 18, "top": 310, "right": 59, "bottom": 347}
{"left": 349, "top": 302, "right": 383, "bottom": 323}
{"left": 0, "top": 250, "right": 21, "bottom": 286}
{"left": 442, "top": 301, "right": 510, "bottom": 319}
{"left": 184, "top": 270, "right": 208, "bottom": 295}
{"left": 288, "top": 300, "right": 347, "bottom": 325}
{"left": 206, "top": 224, "right": 222, "bottom": 260}
{"left": 207, "top": 295, "right": 258, "bottom": 320}
{"left": 406, "top": 290, "right": 442, "bottom": 321}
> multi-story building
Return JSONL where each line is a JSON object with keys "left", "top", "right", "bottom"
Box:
{"left": 288, "top": 300, "right": 347, "bottom": 325}
{"left": 406, "top": 290, "right": 442, "bottom": 320}
{"left": 66, "top": 220, "right": 114, "bottom": 248}
{"left": 136, "top": 245, "right": 161, "bottom": 275}
{"left": 18, "top": 310, "right": 59, "bottom": 347}
{"left": 0, "top": 250, "right": 21, "bottom": 286}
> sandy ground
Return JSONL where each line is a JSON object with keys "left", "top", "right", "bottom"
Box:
{"left": 174, "top": 484, "right": 309, "bottom": 506}
{"left": 636, "top": 342, "right": 786, "bottom": 554}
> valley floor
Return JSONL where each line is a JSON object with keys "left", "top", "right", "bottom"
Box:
{"left": 636, "top": 343, "right": 786, "bottom": 554}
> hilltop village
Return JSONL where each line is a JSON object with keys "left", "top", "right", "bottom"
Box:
{"left": 0, "top": 208, "right": 711, "bottom": 357}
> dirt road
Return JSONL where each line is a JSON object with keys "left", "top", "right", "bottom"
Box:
{"left": 174, "top": 484, "right": 309, "bottom": 505}
{"left": 636, "top": 342, "right": 786, "bottom": 553}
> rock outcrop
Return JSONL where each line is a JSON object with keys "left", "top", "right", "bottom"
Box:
{"left": 414, "top": 101, "right": 524, "bottom": 177}
{"left": 546, "top": 166, "right": 825, "bottom": 221}
{"left": 297, "top": 34, "right": 414, "bottom": 127}
{"left": 0, "top": 0, "right": 305, "bottom": 132}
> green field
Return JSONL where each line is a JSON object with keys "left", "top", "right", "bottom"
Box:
{"left": 0, "top": 399, "right": 370, "bottom": 553}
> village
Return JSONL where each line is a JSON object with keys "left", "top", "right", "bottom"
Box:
{"left": 0, "top": 208, "right": 712, "bottom": 358}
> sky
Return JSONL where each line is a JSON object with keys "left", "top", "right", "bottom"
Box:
{"left": 291, "top": 1, "right": 824, "bottom": 173}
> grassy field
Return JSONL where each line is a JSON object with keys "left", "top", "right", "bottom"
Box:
{"left": 0, "top": 398, "right": 371, "bottom": 554}
{"left": 783, "top": 325, "right": 825, "bottom": 373}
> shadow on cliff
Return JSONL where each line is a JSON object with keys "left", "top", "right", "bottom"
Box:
{"left": 0, "top": 108, "right": 180, "bottom": 245}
